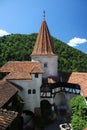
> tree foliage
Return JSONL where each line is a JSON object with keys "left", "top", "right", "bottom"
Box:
{"left": 0, "top": 33, "right": 87, "bottom": 72}
{"left": 70, "top": 96, "right": 87, "bottom": 130}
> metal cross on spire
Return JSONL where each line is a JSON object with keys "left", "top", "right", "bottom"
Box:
{"left": 43, "top": 10, "right": 45, "bottom": 19}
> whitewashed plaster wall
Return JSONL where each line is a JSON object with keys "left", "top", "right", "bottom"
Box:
{"left": 9, "top": 74, "right": 42, "bottom": 113}
{"left": 31, "top": 55, "right": 58, "bottom": 78}
{"left": 54, "top": 92, "right": 78, "bottom": 107}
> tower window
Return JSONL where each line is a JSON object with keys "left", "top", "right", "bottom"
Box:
{"left": 35, "top": 73, "right": 38, "bottom": 78}
{"left": 44, "top": 63, "right": 48, "bottom": 68}
{"left": 28, "top": 89, "right": 31, "bottom": 94}
{"left": 33, "top": 89, "right": 36, "bottom": 94}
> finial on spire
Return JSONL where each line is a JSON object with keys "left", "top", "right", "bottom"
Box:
{"left": 43, "top": 10, "right": 45, "bottom": 19}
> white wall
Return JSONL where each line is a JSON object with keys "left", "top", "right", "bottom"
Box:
{"left": 9, "top": 74, "right": 42, "bottom": 113}
{"left": 54, "top": 92, "right": 78, "bottom": 108}
{"left": 31, "top": 55, "right": 58, "bottom": 78}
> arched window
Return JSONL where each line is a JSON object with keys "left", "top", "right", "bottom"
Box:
{"left": 33, "top": 89, "right": 36, "bottom": 94}
{"left": 28, "top": 89, "right": 31, "bottom": 94}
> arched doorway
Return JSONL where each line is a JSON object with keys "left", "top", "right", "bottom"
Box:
{"left": 54, "top": 92, "right": 68, "bottom": 116}
{"left": 40, "top": 100, "right": 52, "bottom": 118}
{"left": 22, "top": 110, "right": 34, "bottom": 127}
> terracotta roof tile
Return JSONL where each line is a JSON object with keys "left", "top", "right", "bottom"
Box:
{"left": 47, "top": 77, "right": 59, "bottom": 83}
{"left": 0, "top": 80, "right": 18, "bottom": 107}
{"left": 31, "top": 20, "right": 57, "bottom": 56}
{"left": 61, "top": 72, "right": 87, "bottom": 98}
{"left": 0, "top": 61, "right": 42, "bottom": 72}
{"left": 45, "top": 72, "right": 87, "bottom": 98}
{"left": 0, "top": 61, "right": 43, "bottom": 80}
{"left": 3, "top": 72, "right": 32, "bottom": 80}
{"left": 30, "top": 65, "right": 43, "bottom": 74}
{"left": 0, "top": 109, "right": 18, "bottom": 130}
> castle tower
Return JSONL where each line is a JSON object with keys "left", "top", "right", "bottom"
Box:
{"left": 31, "top": 19, "right": 58, "bottom": 78}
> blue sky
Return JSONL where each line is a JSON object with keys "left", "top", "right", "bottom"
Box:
{"left": 0, "top": 0, "right": 87, "bottom": 54}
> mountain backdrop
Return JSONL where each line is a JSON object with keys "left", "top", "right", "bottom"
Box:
{"left": 0, "top": 33, "right": 87, "bottom": 72}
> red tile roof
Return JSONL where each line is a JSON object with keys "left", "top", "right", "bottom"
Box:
{"left": 67, "top": 72, "right": 87, "bottom": 98}
{"left": 0, "top": 61, "right": 42, "bottom": 72}
{"left": 46, "top": 72, "right": 87, "bottom": 98}
{"left": 4, "top": 72, "right": 32, "bottom": 80}
{"left": 0, "top": 109, "right": 18, "bottom": 130}
{"left": 47, "top": 77, "right": 59, "bottom": 83}
{"left": 30, "top": 65, "right": 44, "bottom": 74}
{"left": 0, "top": 61, "right": 43, "bottom": 80}
{"left": 0, "top": 80, "right": 18, "bottom": 107}
{"left": 31, "top": 20, "right": 57, "bottom": 56}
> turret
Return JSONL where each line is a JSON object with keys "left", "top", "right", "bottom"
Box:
{"left": 31, "top": 20, "right": 58, "bottom": 78}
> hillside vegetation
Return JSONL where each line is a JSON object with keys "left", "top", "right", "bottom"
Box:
{"left": 0, "top": 33, "right": 87, "bottom": 72}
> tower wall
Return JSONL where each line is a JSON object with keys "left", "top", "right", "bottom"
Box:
{"left": 31, "top": 55, "right": 58, "bottom": 78}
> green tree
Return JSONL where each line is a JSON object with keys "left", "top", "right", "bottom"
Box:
{"left": 70, "top": 96, "right": 87, "bottom": 130}
{"left": 0, "top": 33, "right": 87, "bottom": 72}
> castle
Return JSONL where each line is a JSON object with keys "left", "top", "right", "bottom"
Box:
{"left": 0, "top": 19, "right": 87, "bottom": 113}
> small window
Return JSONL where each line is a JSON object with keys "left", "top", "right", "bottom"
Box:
{"left": 44, "top": 63, "right": 48, "bottom": 68}
{"left": 28, "top": 89, "right": 31, "bottom": 94}
{"left": 33, "top": 89, "right": 36, "bottom": 94}
{"left": 35, "top": 73, "right": 38, "bottom": 78}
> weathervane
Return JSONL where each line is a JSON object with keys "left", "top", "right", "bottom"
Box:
{"left": 43, "top": 10, "right": 45, "bottom": 19}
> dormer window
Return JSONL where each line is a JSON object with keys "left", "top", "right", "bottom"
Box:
{"left": 35, "top": 73, "right": 38, "bottom": 78}
{"left": 44, "top": 63, "right": 48, "bottom": 68}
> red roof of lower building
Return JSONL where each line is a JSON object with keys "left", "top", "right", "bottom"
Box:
{"left": 4, "top": 72, "right": 32, "bottom": 80}
{"left": 0, "top": 80, "right": 18, "bottom": 108}
{"left": 0, "top": 61, "right": 42, "bottom": 72}
{"left": 47, "top": 72, "right": 87, "bottom": 98}
{"left": 0, "top": 61, "right": 43, "bottom": 80}
{"left": 0, "top": 109, "right": 18, "bottom": 130}
{"left": 62, "top": 72, "right": 87, "bottom": 98}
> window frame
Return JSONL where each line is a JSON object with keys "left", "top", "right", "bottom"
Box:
{"left": 35, "top": 73, "right": 38, "bottom": 78}
{"left": 33, "top": 89, "right": 36, "bottom": 94}
{"left": 44, "top": 62, "right": 48, "bottom": 68}
{"left": 28, "top": 89, "right": 31, "bottom": 94}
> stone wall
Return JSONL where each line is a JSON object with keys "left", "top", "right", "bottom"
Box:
{"left": 31, "top": 55, "right": 58, "bottom": 78}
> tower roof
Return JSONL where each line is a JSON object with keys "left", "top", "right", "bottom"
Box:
{"left": 31, "top": 20, "right": 56, "bottom": 56}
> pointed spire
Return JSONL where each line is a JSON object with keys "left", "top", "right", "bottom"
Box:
{"left": 31, "top": 19, "right": 56, "bottom": 56}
